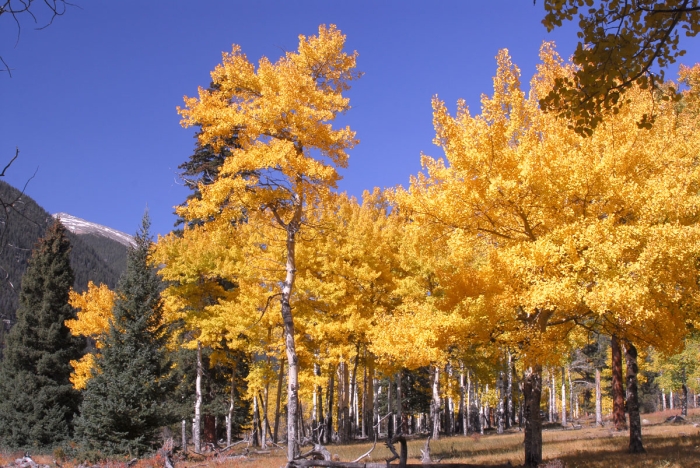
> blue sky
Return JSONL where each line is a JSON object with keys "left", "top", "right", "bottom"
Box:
{"left": 2, "top": 1, "right": 699, "bottom": 237}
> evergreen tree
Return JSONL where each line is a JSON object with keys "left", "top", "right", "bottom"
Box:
{"left": 75, "top": 214, "right": 175, "bottom": 456}
{"left": 0, "top": 221, "right": 83, "bottom": 448}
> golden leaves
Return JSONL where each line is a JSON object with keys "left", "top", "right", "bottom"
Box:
{"left": 394, "top": 41, "right": 700, "bottom": 366}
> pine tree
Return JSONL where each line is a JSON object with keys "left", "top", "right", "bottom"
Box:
{"left": 0, "top": 221, "right": 83, "bottom": 448}
{"left": 75, "top": 214, "right": 175, "bottom": 456}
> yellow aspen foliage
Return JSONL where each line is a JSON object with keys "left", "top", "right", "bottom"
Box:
{"left": 393, "top": 41, "right": 700, "bottom": 367}
{"left": 69, "top": 353, "right": 96, "bottom": 391}
{"left": 65, "top": 281, "right": 115, "bottom": 340}
{"left": 65, "top": 281, "right": 115, "bottom": 389}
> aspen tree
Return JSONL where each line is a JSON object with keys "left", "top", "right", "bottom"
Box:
{"left": 177, "top": 25, "right": 359, "bottom": 459}
{"left": 65, "top": 281, "right": 115, "bottom": 390}
{"left": 393, "top": 43, "right": 700, "bottom": 464}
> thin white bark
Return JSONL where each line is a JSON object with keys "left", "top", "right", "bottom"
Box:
{"left": 227, "top": 366, "right": 236, "bottom": 446}
{"left": 182, "top": 420, "right": 187, "bottom": 453}
{"left": 595, "top": 368, "right": 603, "bottom": 426}
{"left": 193, "top": 341, "right": 203, "bottom": 453}
{"left": 561, "top": 367, "right": 567, "bottom": 427}
{"left": 396, "top": 371, "right": 403, "bottom": 434}
{"left": 431, "top": 365, "right": 441, "bottom": 439}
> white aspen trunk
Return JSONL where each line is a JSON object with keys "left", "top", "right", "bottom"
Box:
{"left": 227, "top": 366, "right": 236, "bottom": 446}
{"left": 561, "top": 367, "right": 567, "bottom": 427}
{"left": 446, "top": 363, "right": 454, "bottom": 436}
{"left": 362, "top": 353, "right": 368, "bottom": 438}
{"left": 460, "top": 365, "right": 467, "bottom": 436}
{"left": 350, "top": 352, "right": 359, "bottom": 438}
{"left": 662, "top": 389, "right": 666, "bottom": 411}
{"left": 261, "top": 386, "right": 269, "bottom": 448}
{"left": 497, "top": 373, "right": 505, "bottom": 434}
{"left": 431, "top": 365, "right": 441, "bottom": 439}
{"left": 549, "top": 371, "right": 556, "bottom": 423}
{"left": 567, "top": 366, "right": 573, "bottom": 422}
{"left": 193, "top": 341, "right": 203, "bottom": 453}
{"left": 354, "top": 376, "right": 359, "bottom": 434}
{"left": 396, "top": 371, "right": 403, "bottom": 434}
{"left": 595, "top": 368, "right": 603, "bottom": 426}
{"left": 467, "top": 369, "right": 472, "bottom": 434}
{"left": 374, "top": 382, "right": 380, "bottom": 436}
{"left": 387, "top": 377, "right": 393, "bottom": 437}
{"left": 182, "top": 420, "right": 187, "bottom": 453}
{"left": 670, "top": 390, "right": 674, "bottom": 410}
{"left": 342, "top": 361, "right": 350, "bottom": 441}
{"left": 312, "top": 379, "right": 318, "bottom": 427}
{"left": 280, "top": 209, "right": 302, "bottom": 461}
{"left": 479, "top": 405, "right": 485, "bottom": 435}
{"left": 507, "top": 352, "right": 514, "bottom": 428}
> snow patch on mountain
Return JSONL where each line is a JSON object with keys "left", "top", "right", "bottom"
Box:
{"left": 52, "top": 213, "right": 135, "bottom": 247}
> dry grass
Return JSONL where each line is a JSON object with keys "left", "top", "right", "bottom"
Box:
{"left": 2, "top": 409, "right": 699, "bottom": 468}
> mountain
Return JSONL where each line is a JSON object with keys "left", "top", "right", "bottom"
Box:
{"left": 0, "top": 181, "right": 131, "bottom": 349}
{"left": 53, "top": 213, "right": 135, "bottom": 248}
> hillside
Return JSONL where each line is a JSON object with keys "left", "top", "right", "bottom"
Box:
{"left": 0, "top": 181, "right": 130, "bottom": 345}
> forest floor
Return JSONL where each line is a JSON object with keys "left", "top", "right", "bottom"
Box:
{"left": 2, "top": 409, "right": 699, "bottom": 468}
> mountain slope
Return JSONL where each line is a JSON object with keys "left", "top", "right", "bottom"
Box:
{"left": 0, "top": 181, "right": 129, "bottom": 335}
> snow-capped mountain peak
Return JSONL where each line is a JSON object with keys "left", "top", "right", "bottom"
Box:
{"left": 52, "top": 213, "right": 135, "bottom": 247}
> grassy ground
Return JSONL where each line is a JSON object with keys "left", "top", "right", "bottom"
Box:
{"left": 2, "top": 409, "right": 699, "bottom": 468}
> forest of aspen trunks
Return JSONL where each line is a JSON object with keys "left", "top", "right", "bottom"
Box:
{"left": 3, "top": 15, "right": 700, "bottom": 468}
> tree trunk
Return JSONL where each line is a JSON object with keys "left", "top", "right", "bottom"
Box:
{"left": 662, "top": 389, "right": 667, "bottom": 411}
{"left": 611, "top": 334, "right": 627, "bottom": 431}
{"left": 681, "top": 368, "right": 688, "bottom": 417}
{"left": 362, "top": 353, "right": 368, "bottom": 438}
{"left": 182, "top": 420, "right": 187, "bottom": 453}
{"left": 567, "top": 366, "right": 574, "bottom": 422}
{"left": 339, "top": 361, "right": 350, "bottom": 442}
{"left": 227, "top": 364, "right": 236, "bottom": 446}
{"left": 561, "top": 367, "right": 567, "bottom": 427}
{"left": 396, "top": 371, "right": 404, "bottom": 434}
{"left": 466, "top": 369, "right": 472, "bottom": 434}
{"left": 313, "top": 363, "right": 319, "bottom": 440}
{"left": 372, "top": 370, "right": 379, "bottom": 437}
{"left": 431, "top": 365, "right": 440, "bottom": 440}
{"left": 349, "top": 351, "right": 359, "bottom": 439}
{"left": 549, "top": 370, "right": 555, "bottom": 423}
{"left": 281, "top": 221, "right": 301, "bottom": 461}
{"left": 253, "top": 395, "right": 260, "bottom": 447}
{"left": 297, "top": 399, "right": 305, "bottom": 442}
{"left": 326, "top": 370, "right": 334, "bottom": 444}
{"left": 194, "top": 341, "right": 203, "bottom": 453}
{"left": 625, "top": 342, "right": 644, "bottom": 453}
{"left": 260, "top": 390, "right": 269, "bottom": 449}
{"left": 595, "top": 368, "right": 603, "bottom": 426}
{"left": 387, "top": 374, "right": 393, "bottom": 438}
{"left": 273, "top": 357, "right": 285, "bottom": 443}
{"left": 670, "top": 390, "right": 675, "bottom": 410}
{"left": 523, "top": 366, "right": 543, "bottom": 467}
{"left": 366, "top": 355, "right": 375, "bottom": 439}
{"left": 497, "top": 372, "right": 505, "bottom": 434}
{"left": 316, "top": 363, "right": 323, "bottom": 443}
{"left": 460, "top": 365, "right": 467, "bottom": 435}
{"left": 507, "top": 352, "right": 514, "bottom": 428}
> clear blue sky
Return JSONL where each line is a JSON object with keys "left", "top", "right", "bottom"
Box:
{"left": 2, "top": 1, "right": 699, "bottom": 237}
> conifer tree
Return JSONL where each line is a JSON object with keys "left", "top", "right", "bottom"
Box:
{"left": 75, "top": 214, "right": 175, "bottom": 456}
{"left": 0, "top": 221, "right": 83, "bottom": 448}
